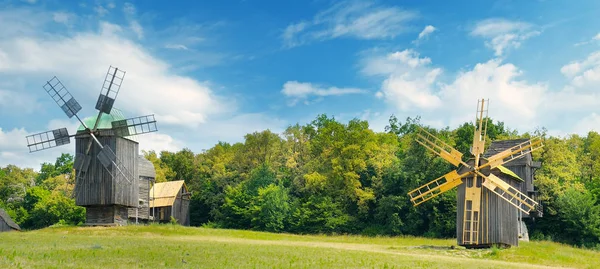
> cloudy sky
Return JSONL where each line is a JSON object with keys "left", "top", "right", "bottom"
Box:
{"left": 1, "top": 0, "right": 600, "bottom": 169}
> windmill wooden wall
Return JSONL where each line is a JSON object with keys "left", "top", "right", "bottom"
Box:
{"left": 482, "top": 139, "right": 542, "bottom": 218}
{"left": 128, "top": 155, "right": 156, "bottom": 222}
{"left": 456, "top": 168, "right": 521, "bottom": 247}
{"left": 75, "top": 133, "right": 139, "bottom": 225}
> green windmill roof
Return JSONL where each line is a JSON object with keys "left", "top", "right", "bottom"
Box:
{"left": 77, "top": 108, "right": 126, "bottom": 131}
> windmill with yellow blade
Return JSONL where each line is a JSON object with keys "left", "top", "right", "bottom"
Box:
{"left": 408, "top": 99, "right": 544, "bottom": 248}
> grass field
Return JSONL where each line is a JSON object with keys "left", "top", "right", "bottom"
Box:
{"left": 0, "top": 224, "right": 598, "bottom": 269}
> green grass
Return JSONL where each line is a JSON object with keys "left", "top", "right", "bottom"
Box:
{"left": 0, "top": 225, "right": 598, "bottom": 268}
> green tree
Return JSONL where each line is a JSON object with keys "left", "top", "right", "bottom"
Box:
{"left": 160, "top": 149, "right": 196, "bottom": 183}
{"left": 143, "top": 150, "right": 176, "bottom": 183}
{"left": 554, "top": 188, "right": 600, "bottom": 247}
{"left": 251, "top": 184, "right": 291, "bottom": 232}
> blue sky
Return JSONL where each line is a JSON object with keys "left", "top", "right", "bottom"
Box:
{"left": 2, "top": 0, "right": 600, "bottom": 169}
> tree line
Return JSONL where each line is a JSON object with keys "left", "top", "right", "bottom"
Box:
{"left": 1, "top": 114, "right": 599, "bottom": 249}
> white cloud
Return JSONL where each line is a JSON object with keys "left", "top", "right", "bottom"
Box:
{"left": 380, "top": 69, "right": 442, "bottom": 110}
{"left": 362, "top": 48, "right": 556, "bottom": 131}
{"left": 561, "top": 51, "right": 600, "bottom": 88}
{"left": 94, "top": 6, "right": 109, "bottom": 17}
{"left": 123, "top": 3, "right": 136, "bottom": 15}
{"left": 281, "top": 81, "right": 364, "bottom": 106}
{"left": 0, "top": 124, "right": 77, "bottom": 170}
{"left": 363, "top": 45, "right": 600, "bottom": 135}
{"left": 165, "top": 44, "right": 189, "bottom": 50}
{"left": 120, "top": 3, "right": 143, "bottom": 39}
{"left": 282, "top": 1, "right": 417, "bottom": 47}
{"left": 573, "top": 113, "right": 600, "bottom": 135}
{"left": 135, "top": 133, "right": 184, "bottom": 153}
{"left": 0, "top": 89, "right": 41, "bottom": 114}
{"left": 414, "top": 25, "right": 436, "bottom": 43}
{"left": 282, "top": 22, "right": 308, "bottom": 47}
{"left": 362, "top": 49, "right": 442, "bottom": 110}
{"left": 52, "top": 12, "right": 73, "bottom": 25}
{"left": 574, "top": 33, "right": 600, "bottom": 47}
{"left": 130, "top": 20, "right": 144, "bottom": 39}
{"left": 471, "top": 18, "right": 539, "bottom": 56}
{"left": 0, "top": 17, "right": 226, "bottom": 127}
{"left": 0, "top": 128, "right": 29, "bottom": 152}
{"left": 438, "top": 59, "right": 547, "bottom": 128}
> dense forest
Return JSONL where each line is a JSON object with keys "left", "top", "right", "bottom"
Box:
{"left": 1, "top": 114, "right": 599, "bottom": 249}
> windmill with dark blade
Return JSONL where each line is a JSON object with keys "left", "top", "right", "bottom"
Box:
{"left": 26, "top": 66, "right": 158, "bottom": 226}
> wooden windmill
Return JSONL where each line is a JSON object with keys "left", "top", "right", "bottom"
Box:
{"left": 26, "top": 66, "right": 158, "bottom": 226}
{"left": 407, "top": 99, "right": 543, "bottom": 248}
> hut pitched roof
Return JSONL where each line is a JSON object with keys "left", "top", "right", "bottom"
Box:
{"left": 138, "top": 155, "right": 156, "bottom": 178}
{"left": 149, "top": 180, "right": 188, "bottom": 208}
{"left": 0, "top": 208, "right": 21, "bottom": 231}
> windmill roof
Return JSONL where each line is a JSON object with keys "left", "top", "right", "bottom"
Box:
{"left": 77, "top": 108, "right": 126, "bottom": 131}
{"left": 0, "top": 208, "right": 21, "bottom": 231}
{"left": 149, "top": 180, "right": 188, "bottom": 208}
{"left": 482, "top": 139, "right": 530, "bottom": 158}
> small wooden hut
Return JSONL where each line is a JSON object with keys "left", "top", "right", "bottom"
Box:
{"left": 128, "top": 155, "right": 156, "bottom": 224}
{"left": 0, "top": 208, "right": 21, "bottom": 232}
{"left": 456, "top": 138, "right": 541, "bottom": 248}
{"left": 149, "top": 180, "right": 191, "bottom": 226}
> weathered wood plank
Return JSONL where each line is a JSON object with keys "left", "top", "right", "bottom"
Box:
{"left": 74, "top": 135, "right": 139, "bottom": 207}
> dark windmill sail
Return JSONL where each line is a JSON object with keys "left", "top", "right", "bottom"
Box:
{"left": 26, "top": 66, "right": 158, "bottom": 226}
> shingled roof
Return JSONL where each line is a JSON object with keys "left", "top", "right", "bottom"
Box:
{"left": 149, "top": 180, "right": 188, "bottom": 208}
{"left": 0, "top": 208, "right": 21, "bottom": 231}
{"left": 483, "top": 138, "right": 530, "bottom": 159}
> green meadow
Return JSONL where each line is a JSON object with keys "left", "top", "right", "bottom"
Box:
{"left": 1, "top": 225, "right": 597, "bottom": 269}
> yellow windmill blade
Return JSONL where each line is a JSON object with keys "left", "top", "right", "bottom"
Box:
{"left": 415, "top": 127, "right": 470, "bottom": 168}
{"left": 482, "top": 137, "right": 544, "bottom": 169}
{"left": 471, "top": 99, "right": 489, "bottom": 165}
{"left": 477, "top": 172, "right": 538, "bottom": 214}
{"left": 408, "top": 170, "right": 471, "bottom": 206}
